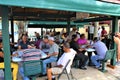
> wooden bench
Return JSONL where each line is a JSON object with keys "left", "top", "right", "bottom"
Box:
{"left": 100, "top": 49, "right": 115, "bottom": 72}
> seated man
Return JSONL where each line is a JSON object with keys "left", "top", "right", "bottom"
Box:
{"left": 0, "top": 39, "right": 18, "bottom": 80}
{"left": 39, "top": 36, "right": 50, "bottom": 54}
{"left": 13, "top": 49, "right": 44, "bottom": 80}
{"left": 42, "top": 37, "right": 59, "bottom": 75}
{"left": 47, "top": 42, "right": 76, "bottom": 80}
{"left": 70, "top": 34, "right": 88, "bottom": 70}
{"left": 91, "top": 37, "right": 108, "bottom": 68}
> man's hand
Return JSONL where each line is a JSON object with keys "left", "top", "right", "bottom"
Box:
{"left": 79, "top": 48, "right": 85, "bottom": 51}
{"left": 47, "top": 54, "right": 50, "bottom": 57}
{"left": 114, "top": 36, "right": 120, "bottom": 44}
{"left": 86, "top": 45, "right": 92, "bottom": 48}
{"left": 12, "top": 52, "right": 18, "bottom": 57}
{"left": 47, "top": 52, "right": 58, "bottom": 57}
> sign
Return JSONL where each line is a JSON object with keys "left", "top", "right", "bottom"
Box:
{"left": 99, "top": 0, "right": 120, "bottom": 4}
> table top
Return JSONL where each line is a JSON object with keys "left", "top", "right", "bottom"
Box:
{"left": 80, "top": 45, "right": 87, "bottom": 48}
{"left": 12, "top": 52, "right": 47, "bottom": 62}
{"left": 12, "top": 57, "right": 23, "bottom": 62}
{"left": 86, "top": 48, "right": 95, "bottom": 52}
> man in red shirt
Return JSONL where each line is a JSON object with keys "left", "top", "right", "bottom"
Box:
{"left": 101, "top": 26, "right": 107, "bottom": 37}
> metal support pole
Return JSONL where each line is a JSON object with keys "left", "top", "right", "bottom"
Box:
{"left": 41, "top": 28, "right": 43, "bottom": 38}
{"left": 1, "top": 6, "right": 12, "bottom": 80}
{"left": 11, "top": 17, "right": 14, "bottom": 43}
{"left": 67, "top": 18, "right": 70, "bottom": 34}
{"left": 111, "top": 16, "right": 118, "bottom": 66}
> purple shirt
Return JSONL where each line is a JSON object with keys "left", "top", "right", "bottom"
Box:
{"left": 93, "top": 41, "right": 108, "bottom": 59}
{"left": 77, "top": 38, "right": 87, "bottom": 45}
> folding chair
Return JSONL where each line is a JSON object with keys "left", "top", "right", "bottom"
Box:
{"left": 57, "top": 59, "right": 77, "bottom": 80}
{"left": 23, "top": 60, "right": 43, "bottom": 80}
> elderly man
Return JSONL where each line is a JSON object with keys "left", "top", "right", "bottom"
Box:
{"left": 42, "top": 37, "right": 59, "bottom": 75}
{"left": 91, "top": 37, "right": 108, "bottom": 68}
{"left": 46, "top": 42, "right": 76, "bottom": 80}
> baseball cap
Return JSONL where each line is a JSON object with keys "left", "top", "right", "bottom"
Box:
{"left": 48, "top": 37, "right": 54, "bottom": 41}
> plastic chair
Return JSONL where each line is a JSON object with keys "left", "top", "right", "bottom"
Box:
{"left": 0, "top": 62, "right": 18, "bottom": 80}
{"left": 100, "top": 49, "right": 115, "bottom": 72}
{"left": 23, "top": 60, "right": 43, "bottom": 80}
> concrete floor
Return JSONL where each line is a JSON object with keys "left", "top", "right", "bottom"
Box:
{"left": 0, "top": 62, "right": 120, "bottom": 80}
{"left": 17, "top": 62, "right": 120, "bottom": 80}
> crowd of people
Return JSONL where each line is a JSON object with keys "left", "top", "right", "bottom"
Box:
{"left": 0, "top": 26, "right": 119, "bottom": 80}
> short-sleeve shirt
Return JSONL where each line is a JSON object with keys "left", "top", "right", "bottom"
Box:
{"left": 18, "top": 41, "right": 30, "bottom": 49}
{"left": 57, "top": 48, "right": 76, "bottom": 73}
{"left": 39, "top": 41, "right": 50, "bottom": 53}
{"left": 93, "top": 41, "right": 108, "bottom": 59}
{"left": 0, "top": 48, "right": 4, "bottom": 62}
{"left": 77, "top": 38, "right": 87, "bottom": 45}
{"left": 101, "top": 30, "right": 107, "bottom": 37}
{"left": 49, "top": 43, "right": 59, "bottom": 57}
{"left": 70, "top": 40, "right": 80, "bottom": 53}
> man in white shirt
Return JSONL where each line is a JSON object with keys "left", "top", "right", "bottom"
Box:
{"left": 46, "top": 42, "right": 76, "bottom": 80}
{"left": 97, "top": 27, "right": 102, "bottom": 40}
{"left": 88, "top": 25, "right": 94, "bottom": 40}
{"left": 68, "top": 27, "right": 77, "bottom": 40}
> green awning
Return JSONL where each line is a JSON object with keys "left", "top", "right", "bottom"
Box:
{"left": 28, "top": 21, "right": 89, "bottom": 28}
{"left": 29, "top": 21, "right": 89, "bottom": 25}
{"left": 0, "top": 0, "right": 120, "bottom": 16}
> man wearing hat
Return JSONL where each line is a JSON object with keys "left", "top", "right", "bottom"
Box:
{"left": 42, "top": 37, "right": 59, "bottom": 75}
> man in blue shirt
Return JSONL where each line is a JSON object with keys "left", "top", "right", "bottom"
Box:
{"left": 91, "top": 37, "right": 108, "bottom": 68}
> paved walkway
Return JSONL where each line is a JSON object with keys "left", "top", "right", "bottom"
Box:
{"left": 20, "top": 62, "right": 120, "bottom": 80}
{"left": 1, "top": 62, "right": 120, "bottom": 80}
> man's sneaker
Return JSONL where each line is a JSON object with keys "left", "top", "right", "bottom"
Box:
{"left": 45, "top": 77, "right": 56, "bottom": 80}
{"left": 39, "top": 74, "right": 47, "bottom": 77}
{"left": 80, "top": 66, "right": 87, "bottom": 70}
{"left": 52, "top": 76, "right": 56, "bottom": 80}
{"left": 95, "top": 65, "right": 102, "bottom": 69}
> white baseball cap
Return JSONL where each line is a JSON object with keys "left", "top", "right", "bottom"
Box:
{"left": 48, "top": 37, "right": 54, "bottom": 41}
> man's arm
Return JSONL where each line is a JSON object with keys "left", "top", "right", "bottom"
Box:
{"left": 0, "top": 52, "right": 3, "bottom": 58}
{"left": 47, "top": 52, "right": 58, "bottom": 57}
{"left": 12, "top": 51, "right": 24, "bottom": 57}
{"left": 39, "top": 41, "right": 43, "bottom": 49}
